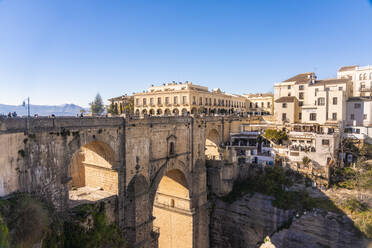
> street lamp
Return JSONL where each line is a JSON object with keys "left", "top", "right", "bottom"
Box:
{"left": 22, "top": 97, "right": 30, "bottom": 117}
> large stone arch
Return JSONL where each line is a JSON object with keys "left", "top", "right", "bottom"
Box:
{"left": 67, "top": 138, "right": 119, "bottom": 207}
{"left": 150, "top": 159, "right": 193, "bottom": 248}
{"left": 149, "top": 158, "right": 191, "bottom": 208}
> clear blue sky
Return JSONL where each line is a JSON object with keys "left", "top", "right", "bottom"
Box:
{"left": 1, "top": 0, "right": 372, "bottom": 107}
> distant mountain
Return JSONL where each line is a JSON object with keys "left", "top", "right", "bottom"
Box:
{"left": 0, "top": 103, "right": 87, "bottom": 116}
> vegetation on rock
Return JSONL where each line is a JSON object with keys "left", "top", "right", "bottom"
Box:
{"left": 0, "top": 193, "right": 128, "bottom": 248}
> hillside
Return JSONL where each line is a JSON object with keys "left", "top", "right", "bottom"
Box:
{"left": 0, "top": 104, "right": 86, "bottom": 117}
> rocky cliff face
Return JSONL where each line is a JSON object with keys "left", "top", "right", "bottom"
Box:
{"left": 210, "top": 193, "right": 370, "bottom": 248}
{"left": 210, "top": 193, "right": 294, "bottom": 248}
{"left": 270, "top": 211, "right": 370, "bottom": 248}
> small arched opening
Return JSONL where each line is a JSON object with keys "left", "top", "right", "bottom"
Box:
{"left": 164, "top": 109, "right": 171, "bottom": 116}
{"left": 191, "top": 107, "right": 197, "bottom": 115}
{"left": 135, "top": 109, "right": 140, "bottom": 116}
{"left": 157, "top": 109, "right": 163, "bottom": 115}
{"left": 181, "top": 108, "right": 188, "bottom": 116}
{"left": 173, "top": 108, "right": 179, "bottom": 116}
{"left": 205, "top": 129, "right": 221, "bottom": 161}
{"left": 142, "top": 109, "right": 148, "bottom": 116}
{"left": 149, "top": 109, "right": 155, "bottom": 116}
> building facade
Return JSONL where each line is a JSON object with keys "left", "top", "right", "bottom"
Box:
{"left": 243, "top": 93, "right": 274, "bottom": 115}
{"left": 133, "top": 82, "right": 247, "bottom": 116}
{"left": 274, "top": 73, "right": 352, "bottom": 125}
{"left": 337, "top": 65, "right": 372, "bottom": 97}
{"left": 108, "top": 94, "right": 134, "bottom": 115}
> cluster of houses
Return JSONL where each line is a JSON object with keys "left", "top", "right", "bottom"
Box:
{"left": 110, "top": 65, "right": 372, "bottom": 186}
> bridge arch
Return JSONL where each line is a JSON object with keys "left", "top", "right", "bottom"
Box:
{"left": 151, "top": 163, "right": 193, "bottom": 248}
{"left": 205, "top": 128, "right": 221, "bottom": 160}
{"left": 68, "top": 140, "right": 118, "bottom": 207}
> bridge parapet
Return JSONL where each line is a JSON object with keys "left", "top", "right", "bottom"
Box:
{"left": 0, "top": 116, "right": 125, "bottom": 133}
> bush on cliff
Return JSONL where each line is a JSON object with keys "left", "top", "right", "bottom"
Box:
{"left": 0, "top": 193, "right": 49, "bottom": 248}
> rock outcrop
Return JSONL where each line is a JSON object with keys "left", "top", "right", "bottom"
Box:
{"left": 210, "top": 193, "right": 294, "bottom": 248}
{"left": 210, "top": 193, "right": 371, "bottom": 248}
{"left": 271, "top": 211, "right": 370, "bottom": 248}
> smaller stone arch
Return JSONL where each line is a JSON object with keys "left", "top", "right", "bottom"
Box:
{"left": 149, "top": 109, "right": 155, "bottom": 115}
{"left": 157, "top": 109, "right": 163, "bottom": 115}
{"left": 164, "top": 109, "right": 171, "bottom": 116}
{"left": 135, "top": 109, "right": 140, "bottom": 116}
{"left": 205, "top": 128, "right": 221, "bottom": 160}
{"left": 173, "top": 108, "right": 179, "bottom": 116}
{"left": 142, "top": 109, "right": 147, "bottom": 116}
{"left": 191, "top": 107, "right": 197, "bottom": 115}
{"left": 181, "top": 108, "right": 188, "bottom": 116}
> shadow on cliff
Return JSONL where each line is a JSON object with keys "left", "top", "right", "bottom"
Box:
{"left": 208, "top": 164, "right": 372, "bottom": 248}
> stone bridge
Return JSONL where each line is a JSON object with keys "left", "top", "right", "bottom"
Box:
{"left": 0, "top": 116, "right": 248, "bottom": 248}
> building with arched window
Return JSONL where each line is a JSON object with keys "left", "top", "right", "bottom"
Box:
{"left": 133, "top": 81, "right": 248, "bottom": 117}
{"left": 337, "top": 65, "right": 372, "bottom": 97}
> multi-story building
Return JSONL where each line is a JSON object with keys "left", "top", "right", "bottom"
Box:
{"left": 337, "top": 65, "right": 372, "bottom": 97}
{"left": 243, "top": 93, "right": 274, "bottom": 115}
{"left": 274, "top": 73, "right": 352, "bottom": 125}
{"left": 133, "top": 81, "right": 247, "bottom": 116}
{"left": 108, "top": 94, "right": 134, "bottom": 115}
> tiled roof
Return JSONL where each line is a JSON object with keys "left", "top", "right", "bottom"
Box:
{"left": 275, "top": 96, "right": 297, "bottom": 103}
{"left": 283, "top": 72, "right": 315, "bottom": 84}
{"left": 310, "top": 78, "right": 351, "bottom": 86}
{"left": 244, "top": 93, "right": 273, "bottom": 98}
{"left": 338, "top": 65, "right": 358, "bottom": 72}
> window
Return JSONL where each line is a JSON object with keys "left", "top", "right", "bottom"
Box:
{"left": 364, "top": 114, "right": 367, "bottom": 120}
{"left": 299, "top": 85, "right": 304, "bottom": 90}
{"left": 288, "top": 85, "right": 291, "bottom": 89}
{"left": 255, "top": 103, "right": 258, "bottom": 108}
{"left": 199, "top": 97, "right": 202, "bottom": 105}
{"left": 315, "top": 88, "right": 319, "bottom": 96}
{"left": 338, "top": 87, "right": 343, "bottom": 91}
{"left": 354, "top": 103, "right": 361, "bottom": 109}
{"left": 361, "top": 82, "right": 365, "bottom": 89}
{"left": 249, "top": 102, "right": 253, "bottom": 108}
{"left": 282, "top": 113, "right": 287, "bottom": 121}
{"left": 310, "top": 113, "right": 316, "bottom": 121}
{"left": 143, "top": 98, "right": 147, "bottom": 105}
{"left": 136, "top": 98, "right": 139, "bottom": 105}
{"left": 332, "top": 113, "right": 337, "bottom": 120}
{"left": 214, "top": 99, "right": 217, "bottom": 106}
{"left": 170, "top": 199, "right": 175, "bottom": 208}
{"left": 317, "top": 97, "right": 325, "bottom": 106}
{"left": 165, "top": 97, "right": 169, "bottom": 104}
{"left": 351, "top": 114, "right": 355, "bottom": 120}
{"left": 359, "top": 74, "right": 363, "bottom": 80}
{"left": 288, "top": 92, "right": 291, "bottom": 96}
{"left": 173, "top": 96, "right": 178, "bottom": 104}
{"left": 157, "top": 97, "right": 161, "bottom": 104}
{"left": 299, "top": 101, "right": 303, "bottom": 106}
{"left": 261, "top": 102, "right": 264, "bottom": 108}
{"left": 356, "top": 129, "right": 360, "bottom": 134}
{"left": 150, "top": 98, "right": 154, "bottom": 105}
{"left": 169, "top": 142, "right": 175, "bottom": 155}
{"left": 299, "top": 112, "right": 302, "bottom": 120}
{"left": 322, "top": 139, "right": 330, "bottom": 146}
{"left": 282, "top": 103, "right": 287, "bottom": 108}
{"left": 333, "top": 97, "right": 337, "bottom": 105}
{"left": 193, "top": 96, "right": 196, "bottom": 104}
{"left": 267, "top": 102, "right": 271, "bottom": 107}
{"left": 182, "top": 96, "right": 187, "bottom": 104}
{"left": 299, "top": 92, "right": 304, "bottom": 99}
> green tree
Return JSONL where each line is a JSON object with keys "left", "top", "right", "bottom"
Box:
{"left": 263, "top": 129, "right": 288, "bottom": 145}
{"left": 106, "top": 102, "right": 118, "bottom": 115}
{"left": 90, "top": 93, "right": 105, "bottom": 116}
{"left": 302, "top": 156, "right": 311, "bottom": 167}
